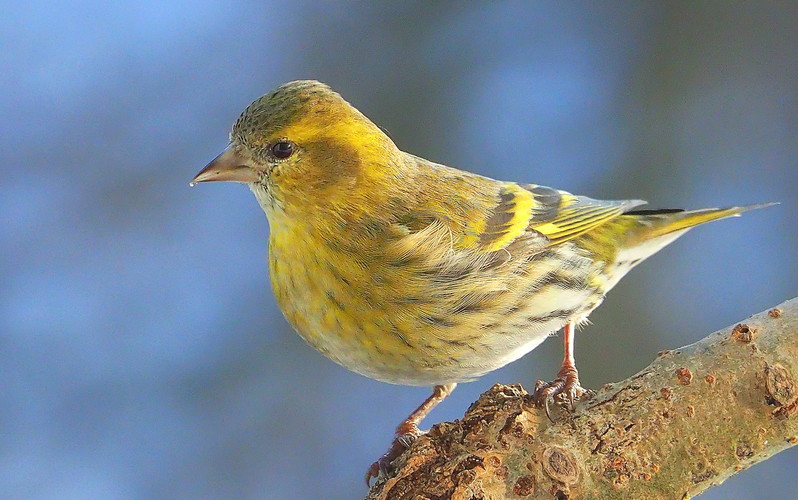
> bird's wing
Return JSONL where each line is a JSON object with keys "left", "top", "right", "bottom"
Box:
{"left": 464, "top": 182, "right": 647, "bottom": 254}
{"left": 381, "top": 181, "right": 646, "bottom": 309}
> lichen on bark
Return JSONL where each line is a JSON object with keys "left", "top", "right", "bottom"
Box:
{"left": 366, "top": 298, "right": 798, "bottom": 500}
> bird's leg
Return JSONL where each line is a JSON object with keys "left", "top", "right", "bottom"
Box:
{"left": 532, "top": 322, "right": 591, "bottom": 415}
{"left": 395, "top": 382, "right": 457, "bottom": 436}
{"left": 365, "top": 383, "right": 456, "bottom": 485}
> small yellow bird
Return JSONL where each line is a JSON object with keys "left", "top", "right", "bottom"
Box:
{"left": 192, "top": 80, "right": 772, "bottom": 481}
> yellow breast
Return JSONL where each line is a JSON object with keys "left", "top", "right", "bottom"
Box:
{"left": 265, "top": 210, "right": 605, "bottom": 386}
{"left": 268, "top": 218, "right": 428, "bottom": 382}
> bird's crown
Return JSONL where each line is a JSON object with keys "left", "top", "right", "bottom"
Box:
{"left": 231, "top": 80, "right": 370, "bottom": 153}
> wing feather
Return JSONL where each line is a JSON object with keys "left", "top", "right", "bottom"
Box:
{"left": 476, "top": 183, "right": 646, "bottom": 254}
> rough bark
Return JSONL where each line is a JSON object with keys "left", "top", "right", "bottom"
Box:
{"left": 365, "top": 298, "right": 798, "bottom": 500}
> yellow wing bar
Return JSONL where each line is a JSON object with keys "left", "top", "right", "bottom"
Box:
{"left": 475, "top": 183, "right": 646, "bottom": 252}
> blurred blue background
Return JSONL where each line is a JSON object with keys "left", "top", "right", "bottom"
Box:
{"left": 2, "top": 2, "right": 796, "bottom": 499}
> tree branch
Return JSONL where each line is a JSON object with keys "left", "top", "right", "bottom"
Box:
{"left": 366, "top": 298, "right": 798, "bottom": 499}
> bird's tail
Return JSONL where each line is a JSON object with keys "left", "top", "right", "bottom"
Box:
{"left": 625, "top": 203, "right": 777, "bottom": 241}
{"left": 598, "top": 202, "right": 776, "bottom": 291}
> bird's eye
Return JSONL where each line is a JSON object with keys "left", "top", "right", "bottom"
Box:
{"left": 271, "top": 141, "right": 294, "bottom": 159}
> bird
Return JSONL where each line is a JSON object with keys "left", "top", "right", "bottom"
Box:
{"left": 191, "top": 80, "right": 773, "bottom": 483}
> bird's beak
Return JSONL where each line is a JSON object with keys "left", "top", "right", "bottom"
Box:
{"left": 190, "top": 146, "right": 258, "bottom": 185}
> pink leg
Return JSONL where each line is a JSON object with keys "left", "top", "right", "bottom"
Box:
{"left": 532, "top": 322, "right": 590, "bottom": 414}
{"left": 365, "top": 383, "right": 456, "bottom": 485}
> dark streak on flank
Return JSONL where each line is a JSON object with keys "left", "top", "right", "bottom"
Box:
{"left": 356, "top": 288, "right": 378, "bottom": 309}
{"left": 506, "top": 305, "right": 522, "bottom": 315}
{"left": 527, "top": 249, "right": 559, "bottom": 263}
{"left": 451, "top": 301, "right": 484, "bottom": 315}
{"left": 322, "top": 234, "right": 365, "bottom": 255}
{"left": 442, "top": 338, "right": 478, "bottom": 352}
{"left": 532, "top": 270, "right": 561, "bottom": 289}
{"left": 525, "top": 308, "right": 574, "bottom": 324}
{"left": 449, "top": 291, "right": 504, "bottom": 315}
{"left": 359, "top": 217, "right": 387, "bottom": 238}
{"left": 387, "top": 252, "right": 419, "bottom": 268}
{"left": 325, "top": 290, "right": 347, "bottom": 312}
{"left": 326, "top": 263, "right": 351, "bottom": 287}
{"left": 389, "top": 324, "right": 413, "bottom": 347}
{"left": 394, "top": 295, "right": 428, "bottom": 305}
{"left": 532, "top": 270, "right": 586, "bottom": 291}
{"left": 451, "top": 290, "right": 508, "bottom": 314}
{"left": 420, "top": 315, "right": 456, "bottom": 328}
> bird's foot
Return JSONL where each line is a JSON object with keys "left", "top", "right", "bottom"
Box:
{"left": 532, "top": 365, "right": 594, "bottom": 420}
{"left": 365, "top": 384, "right": 455, "bottom": 486}
{"left": 365, "top": 423, "right": 423, "bottom": 486}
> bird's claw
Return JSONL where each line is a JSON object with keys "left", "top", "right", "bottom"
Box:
{"left": 532, "top": 366, "right": 593, "bottom": 420}
{"left": 365, "top": 430, "right": 422, "bottom": 486}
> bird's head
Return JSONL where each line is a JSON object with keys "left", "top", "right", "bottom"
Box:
{"left": 191, "top": 80, "right": 403, "bottom": 216}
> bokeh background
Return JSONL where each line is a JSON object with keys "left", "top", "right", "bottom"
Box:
{"left": 2, "top": 2, "right": 796, "bottom": 499}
